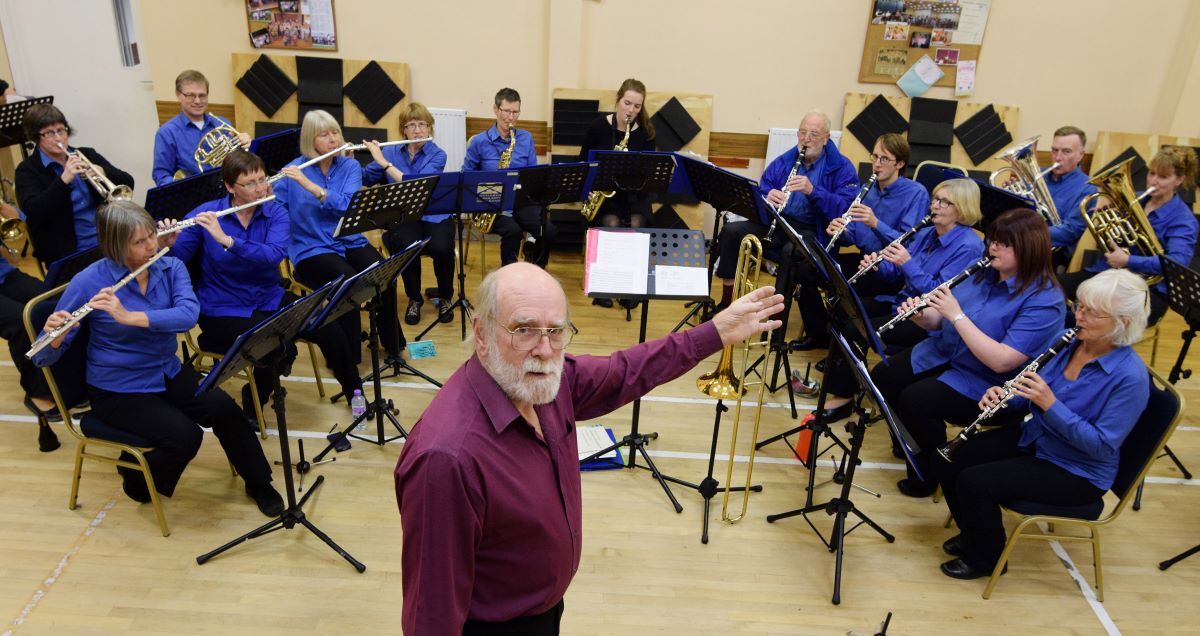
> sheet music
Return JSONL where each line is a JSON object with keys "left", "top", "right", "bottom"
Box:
{"left": 578, "top": 425, "right": 618, "bottom": 460}
{"left": 587, "top": 231, "right": 648, "bottom": 295}
{"left": 654, "top": 265, "right": 709, "bottom": 297}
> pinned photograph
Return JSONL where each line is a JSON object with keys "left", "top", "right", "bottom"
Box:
{"left": 872, "top": 0, "right": 906, "bottom": 23}
{"left": 909, "top": 31, "right": 931, "bottom": 48}
{"left": 279, "top": 0, "right": 298, "bottom": 11}
{"left": 249, "top": 9, "right": 274, "bottom": 21}
{"left": 935, "top": 47, "right": 960, "bottom": 66}
{"left": 250, "top": 27, "right": 270, "bottom": 48}
{"left": 903, "top": 1, "right": 961, "bottom": 30}
{"left": 884, "top": 21, "right": 910, "bottom": 41}
{"left": 931, "top": 28, "right": 952, "bottom": 46}
{"left": 874, "top": 48, "right": 909, "bottom": 77}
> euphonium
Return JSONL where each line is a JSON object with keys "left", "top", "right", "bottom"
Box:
{"left": 473, "top": 126, "right": 518, "bottom": 234}
{"left": 580, "top": 116, "right": 633, "bottom": 221}
{"left": 989, "top": 135, "right": 1061, "bottom": 225}
{"left": 58, "top": 142, "right": 133, "bottom": 202}
{"left": 194, "top": 123, "right": 247, "bottom": 172}
{"left": 1079, "top": 158, "right": 1165, "bottom": 285}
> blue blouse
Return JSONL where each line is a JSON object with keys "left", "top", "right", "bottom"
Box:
{"left": 273, "top": 154, "right": 365, "bottom": 264}
{"left": 39, "top": 148, "right": 98, "bottom": 251}
{"left": 845, "top": 177, "right": 930, "bottom": 252}
{"left": 873, "top": 223, "right": 984, "bottom": 307}
{"left": 362, "top": 141, "right": 449, "bottom": 223}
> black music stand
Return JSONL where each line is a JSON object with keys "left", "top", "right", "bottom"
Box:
{"left": 41, "top": 246, "right": 101, "bottom": 290}
{"left": 144, "top": 169, "right": 226, "bottom": 221}
{"left": 517, "top": 161, "right": 593, "bottom": 266}
{"left": 311, "top": 241, "right": 429, "bottom": 460}
{"left": 0, "top": 96, "right": 53, "bottom": 158}
{"left": 580, "top": 227, "right": 710, "bottom": 514}
{"left": 195, "top": 280, "right": 366, "bottom": 572}
{"left": 248, "top": 128, "right": 300, "bottom": 175}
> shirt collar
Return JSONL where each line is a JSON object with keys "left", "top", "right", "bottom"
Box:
{"left": 39, "top": 147, "right": 61, "bottom": 169}
{"left": 464, "top": 353, "right": 523, "bottom": 434}
{"left": 486, "top": 124, "right": 510, "bottom": 144}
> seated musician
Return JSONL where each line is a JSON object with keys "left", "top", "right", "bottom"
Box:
{"left": 152, "top": 70, "right": 250, "bottom": 185}
{"left": 824, "top": 132, "right": 929, "bottom": 295}
{"left": 866, "top": 208, "right": 1065, "bottom": 496}
{"left": 361, "top": 102, "right": 453, "bottom": 326}
{"left": 1059, "top": 146, "right": 1198, "bottom": 325}
{"left": 275, "top": 109, "right": 403, "bottom": 365}
{"left": 160, "top": 150, "right": 362, "bottom": 415}
{"left": 1044, "top": 126, "right": 1098, "bottom": 265}
{"left": 463, "top": 87, "right": 556, "bottom": 268}
{"left": 935, "top": 269, "right": 1150, "bottom": 580}
{"left": 0, "top": 245, "right": 61, "bottom": 451}
{"left": 715, "top": 110, "right": 858, "bottom": 349}
{"left": 32, "top": 201, "right": 282, "bottom": 514}
{"left": 15, "top": 104, "right": 135, "bottom": 266}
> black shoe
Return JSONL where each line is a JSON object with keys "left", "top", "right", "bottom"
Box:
{"left": 592, "top": 298, "right": 614, "bottom": 308}
{"left": 246, "top": 482, "right": 285, "bottom": 517}
{"left": 940, "top": 558, "right": 1005, "bottom": 580}
{"left": 892, "top": 446, "right": 906, "bottom": 459}
{"left": 434, "top": 299, "right": 453, "bottom": 323}
{"left": 896, "top": 478, "right": 938, "bottom": 498}
{"left": 943, "top": 534, "right": 963, "bottom": 557}
{"left": 38, "top": 423, "right": 60, "bottom": 453}
{"left": 814, "top": 402, "right": 853, "bottom": 422}
{"left": 24, "top": 395, "right": 62, "bottom": 423}
{"left": 619, "top": 298, "right": 640, "bottom": 310}
{"left": 121, "top": 475, "right": 152, "bottom": 504}
{"left": 791, "top": 335, "right": 830, "bottom": 351}
{"left": 814, "top": 359, "right": 826, "bottom": 373}
{"left": 404, "top": 300, "right": 423, "bottom": 325}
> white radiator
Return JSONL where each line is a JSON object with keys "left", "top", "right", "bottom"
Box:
{"left": 430, "top": 107, "right": 467, "bottom": 171}
{"left": 764, "top": 127, "right": 843, "bottom": 166}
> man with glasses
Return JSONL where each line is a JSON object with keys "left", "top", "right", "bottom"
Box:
{"left": 152, "top": 69, "right": 251, "bottom": 186}
{"left": 1043, "top": 126, "right": 1098, "bottom": 266}
{"left": 395, "top": 262, "right": 784, "bottom": 635}
{"left": 462, "top": 87, "right": 556, "bottom": 268}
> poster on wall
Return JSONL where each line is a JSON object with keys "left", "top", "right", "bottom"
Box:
{"left": 246, "top": 0, "right": 337, "bottom": 51}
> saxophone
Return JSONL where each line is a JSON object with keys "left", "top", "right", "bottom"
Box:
{"left": 580, "top": 116, "right": 633, "bottom": 221}
{"left": 473, "top": 126, "right": 518, "bottom": 234}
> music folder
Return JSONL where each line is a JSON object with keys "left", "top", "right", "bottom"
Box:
{"left": 584, "top": 227, "right": 709, "bottom": 300}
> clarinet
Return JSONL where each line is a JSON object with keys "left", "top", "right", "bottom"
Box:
{"left": 825, "top": 172, "right": 878, "bottom": 251}
{"left": 847, "top": 214, "right": 933, "bottom": 285}
{"left": 875, "top": 256, "right": 992, "bottom": 335}
{"left": 26, "top": 247, "right": 171, "bottom": 359}
{"left": 937, "top": 328, "right": 1079, "bottom": 462}
{"left": 762, "top": 146, "right": 805, "bottom": 244}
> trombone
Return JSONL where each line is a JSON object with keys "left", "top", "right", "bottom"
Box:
{"left": 58, "top": 142, "right": 132, "bottom": 202}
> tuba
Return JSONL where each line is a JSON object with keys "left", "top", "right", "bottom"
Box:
{"left": 473, "top": 126, "right": 518, "bottom": 234}
{"left": 989, "top": 135, "right": 1061, "bottom": 225}
{"left": 194, "top": 123, "right": 247, "bottom": 173}
{"left": 580, "top": 116, "right": 633, "bottom": 221}
{"left": 695, "top": 233, "right": 773, "bottom": 523}
{"left": 1079, "top": 158, "right": 1165, "bottom": 284}
{"left": 58, "top": 142, "right": 133, "bottom": 202}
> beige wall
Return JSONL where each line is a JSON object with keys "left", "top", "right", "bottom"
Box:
{"left": 137, "top": 0, "right": 1197, "bottom": 151}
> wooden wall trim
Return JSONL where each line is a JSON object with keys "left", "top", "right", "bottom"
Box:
{"left": 155, "top": 101, "right": 235, "bottom": 126}
{"left": 710, "top": 132, "right": 768, "bottom": 160}
{"left": 466, "top": 117, "right": 550, "bottom": 155}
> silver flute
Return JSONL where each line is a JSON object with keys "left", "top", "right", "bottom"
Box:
{"left": 876, "top": 256, "right": 992, "bottom": 335}
{"left": 266, "top": 137, "right": 432, "bottom": 185}
{"left": 26, "top": 247, "right": 170, "bottom": 359}
{"left": 825, "top": 172, "right": 878, "bottom": 251}
{"left": 156, "top": 195, "right": 275, "bottom": 237}
{"left": 846, "top": 214, "right": 933, "bottom": 285}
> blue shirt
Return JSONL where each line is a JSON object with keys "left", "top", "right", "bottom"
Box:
{"left": 362, "top": 141, "right": 449, "bottom": 223}
{"left": 273, "top": 154, "right": 366, "bottom": 264}
{"left": 32, "top": 256, "right": 199, "bottom": 393}
{"left": 463, "top": 125, "right": 537, "bottom": 171}
{"left": 1014, "top": 337, "right": 1148, "bottom": 490}
{"left": 757, "top": 140, "right": 859, "bottom": 228}
{"left": 1046, "top": 168, "right": 1098, "bottom": 252}
{"left": 152, "top": 112, "right": 235, "bottom": 186}
{"left": 873, "top": 223, "right": 984, "bottom": 307}
{"left": 1086, "top": 194, "right": 1198, "bottom": 294}
{"left": 845, "top": 177, "right": 930, "bottom": 252}
{"left": 39, "top": 148, "right": 98, "bottom": 251}
{"left": 169, "top": 195, "right": 289, "bottom": 318}
{"left": 911, "top": 268, "right": 1066, "bottom": 400}
{"left": 0, "top": 255, "right": 14, "bottom": 285}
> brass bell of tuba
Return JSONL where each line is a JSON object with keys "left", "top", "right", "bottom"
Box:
{"left": 989, "top": 135, "right": 1061, "bottom": 225}
{"left": 1079, "top": 158, "right": 1165, "bottom": 284}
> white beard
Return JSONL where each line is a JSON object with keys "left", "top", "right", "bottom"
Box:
{"left": 480, "top": 343, "right": 564, "bottom": 406}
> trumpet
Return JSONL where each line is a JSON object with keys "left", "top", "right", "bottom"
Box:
{"left": 156, "top": 195, "right": 276, "bottom": 237}
{"left": 473, "top": 127, "right": 518, "bottom": 234}
{"left": 938, "top": 328, "right": 1078, "bottom": 461}
{"left": 580, "top": 116, "right": 633, "bottom": 222}
{"left": 762, "top": 146, "right": 805, "bottom": 245}
{"left": 846, "top": 214, "right": 932, "bottom": 285}
{"left": 26, "top": 247, "right": 170, "bottom": 359}
{"left": 195, "top": 123, "right": 249, "bottom": 172}
{"left": 876, "top": 256, "right": 992, "bottom": 335}
{"left": 825, "top": 172, "right": 878, "bottom": 251}
{"left": 59, "top": 142, "right": 132, "bottom": 202}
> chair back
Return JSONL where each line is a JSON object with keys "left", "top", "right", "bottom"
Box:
{"left": 912, "top": 161, "right": 968, "bottom": 195}
{"left": 22, "top": 285, "right": 90, "bottom": 424}
{"left": 1109, "top": 367, "right": 1183, "bottom": 512}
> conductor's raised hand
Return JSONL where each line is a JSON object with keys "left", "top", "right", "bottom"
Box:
{"left": 712, "top": 286, "right": 785, "bottom": 346}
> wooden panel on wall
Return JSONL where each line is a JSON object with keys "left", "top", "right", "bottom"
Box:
{"left": 1091, "top": 131, "right": 1200, "bottom": 175}
{"left": 156, "top": 101, "right": 236, "bottom": 127}
{"left": 465, "top": 117, "right": 549, "bottom": 155}
{"left": 549, "top": 88, "right": 713, "bottom": 159}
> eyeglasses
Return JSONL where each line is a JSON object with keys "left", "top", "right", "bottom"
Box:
{"left": 869, "top": 153, "right": 897, "bottom": 165}
{"left": 502, "top": 323, "right": 578, "bottom": 351}
{"left": 931, "top": 196, "right": 955, "bottom": 208}
{"left": 1075, "top": 304, "right": 1113, "bottom": 321}
{"left": 797, "top": 130, "right": 826, "bottom": 140}
{"left": 236, "top": 178, "right": 269, "bottom": 188}
{"left": 498, "top": 108, "right": 521, "bottom": 118}
{"left": 39, "top": 128, "right": 69, "bottom": 139}
{"left": 180, "top": 92, "right": 208, "bottom": 102}
{"left": 404, "top": 122, "right": 430, "bottom": 130}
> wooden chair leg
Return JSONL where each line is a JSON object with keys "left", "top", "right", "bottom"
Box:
{"left": 69, "top": 441, "right": 85, "bottom": 511}
{"left": 305, "top": 341, "right": 326, "bottom": 398}
{"left": 246, "top": 373, "right": 267, "bottom": 439}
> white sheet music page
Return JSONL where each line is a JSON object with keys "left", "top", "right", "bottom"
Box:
{"left": 587, "top": 230, "right": 648, "bottom": 295}
{"left": 654, "top": 265, "right": 709, "bottom": 296}
{"left": 578, "top": 425, "right": 617, "bottom": 460}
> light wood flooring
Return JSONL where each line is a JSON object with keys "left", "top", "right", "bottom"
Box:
{"left": 0, "top": 242, "right": 1197, "bottom": 635}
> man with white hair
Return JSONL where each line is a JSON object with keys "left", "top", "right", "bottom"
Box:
{"left": 394, "top": 262, "right": 784, "bottom": 635}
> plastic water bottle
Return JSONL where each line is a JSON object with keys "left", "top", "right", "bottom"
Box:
{"left": 351, "top": 390, "right": 367, "bottom": 432}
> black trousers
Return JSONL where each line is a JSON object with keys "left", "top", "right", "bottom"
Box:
{"left": 87, "top": 365, "right": 272, "bottom": 497}
{"left": 0, "top": 269, "right": 49, "bottom": 398}
{"left": 294, "top": 245, "right": 403, "bottom": 362}
{"left": 461, "top": 600, "right": 564, "bottom": 636}
{"left": 197, "top": 292, "right": 362, "bottom": 404}
{"left": 384, "top": 217, "right": 456, "bottom": 302}
{"left": 1059, "top": 269, "right": 1168, "bottom": 325}
{"left": 490, "top": 205, "right": 556, "bottom": 267}
{"left": 821, "top": 301, "right": 928, "bottom": 401}
{"left": 593, "top": 191, "right": 652, "bottom": 228}
{"left": 935, "top": 426, "right": 1104, "bottom": 570}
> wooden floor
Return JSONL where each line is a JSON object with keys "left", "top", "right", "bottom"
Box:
{"left": 1, "top": 242, "right": 1197, "bottom": 635}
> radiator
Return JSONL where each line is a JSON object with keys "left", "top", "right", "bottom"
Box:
{"left": 764, "top": 127, "right": 843, "bottom": 165}
{"left": 430, "top": 107, "right": 467, "bottom": 171}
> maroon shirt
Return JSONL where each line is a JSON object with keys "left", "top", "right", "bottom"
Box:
{"left": 394, "top": 322, "right": 722, "bottom": 634}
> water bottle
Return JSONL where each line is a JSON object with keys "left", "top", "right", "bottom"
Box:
{"left": 351, "top": 390, "right": 367, "bottom": 432}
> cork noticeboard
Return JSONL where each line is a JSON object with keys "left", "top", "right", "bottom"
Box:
{"left": 858, "top": 0, "right": 985, "bottom": 87}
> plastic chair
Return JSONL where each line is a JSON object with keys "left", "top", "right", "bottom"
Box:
{"left": 912, "top": 161, "right": 968, "bottom": 195}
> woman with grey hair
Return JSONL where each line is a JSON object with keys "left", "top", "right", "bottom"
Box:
{"left": 33, "top": 200, "right": 282, "bottom": 514}
{"left": 934, "top": 268, "right": 1152, "bottom": 580}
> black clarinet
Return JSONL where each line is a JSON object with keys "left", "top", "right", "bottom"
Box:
{"left": 846, "top": 214, "right": 933, "bottom": 285}
{"left": 762, "top": 146, "right": 805, "bottom": 245}
{"left": 875, "top": 256, "right": 992, "bottom": 335}
{"left": 937, "top": 328, "right": 1079, "bottom": 462}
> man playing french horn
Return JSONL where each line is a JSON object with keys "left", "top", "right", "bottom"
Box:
{"left": 152, "top": 69, "right": 251, "bottom": 185}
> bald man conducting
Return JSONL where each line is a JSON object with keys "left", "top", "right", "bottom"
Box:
{"left": 394, "top": 262, "right": 784, "bottom": 635}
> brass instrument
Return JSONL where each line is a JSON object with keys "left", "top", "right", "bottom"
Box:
{"left": 26, "top": 247, "right": 170, "bottom": 359}
{"left": 825, "top": 172, "right": 878, "bottom": 250}
{"left": 0, "top": 176, "right": 25, "bottom": 255}
{"left": 58, "top": 142, "right": 133, "bottom": 202}
{"left": 194, "top": 123, "right": 248, "bottom": 172}
{"left": 580, "top": 116, "right": 633, "bottom": 221}
{"left": 938, "top": 328, "right": 1078, "bottom": 461}
{"left": 876, "top": 256, "right": 992, "bottom": 335}
{"left": 695, "top": 234, "right": 774, "bottom": 523}
{"left": 156, "top": 195, "right": 276, "bottom": 237}
{"left": 988, "top": 136, "right": 1061, "bottom": 225}
{"left": 762, "top": 146, "right": 805, "bottom": 245}
{"left": 846, "top": 214, "right": 932, "bottom": 285}
{"left": 473, "top": 127, "right": 518, "bottom": 234}
{"left": 1079, "top": 158, "right": 1165, "bottom": 284}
